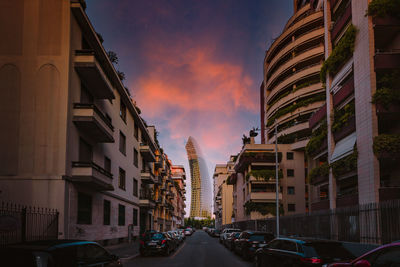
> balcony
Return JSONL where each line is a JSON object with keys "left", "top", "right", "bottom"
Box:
{"left": 373, "top": 16, "right": 400, "bottom": 49}
{"left": 73, "top": 103, "right": 114, "bottom": 143}
{"left": 311, "top": 199, "right": 330, "bottom": 211}
{"left": 235, "top": 152, "right": 282, "bottom": 173}
{"left": 309, "top": 104, "right": 327, "bottom": 129}
{"left": 140, "top": 143, "right": 156, "bottom": 162}
{"left": 333, "top": 76, "right": 354, "bottom": 107}
{"left": 333, "top": 116, "right": 356, "bottom": 142}
{"left": 374, "top": 50, "right": 400, "bottom": 70}
{"left": 139, "top": 189, "right": 156, "bottom": 209}
{"left": 336, "top": 193, "right": 358, "bottom": 208}
{"left": 331, "top": 2, "right": 352, "bottom": 42}
{"left": 379, "top": 187, "right": 400, "bottom": 202}
{"left": 74, "top": 50, "right": 114, "bottom": 100}
{"left": 248, "top": 191, "right": 282, "bottom": 202}
{"left": 141, "top": 168, "right": 156, "bottom": 184}
{"left": 71, "top": 161, "right": 114, "bottom": 191}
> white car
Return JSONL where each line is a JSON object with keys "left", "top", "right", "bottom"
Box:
{"left": 219, "top": 228, "right": 241, "bottom": 243}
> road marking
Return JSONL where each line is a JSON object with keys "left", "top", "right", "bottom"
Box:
{"left": 171, "top": 242, "right": 186, "bottom": 258}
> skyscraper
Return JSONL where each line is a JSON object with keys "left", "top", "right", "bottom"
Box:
{"left": 185, "top": 136, "right": 212, "bottom": 218}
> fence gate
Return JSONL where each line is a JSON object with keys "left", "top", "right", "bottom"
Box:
{"left": 0, "top": 202, "right": 59, "bottom": 247}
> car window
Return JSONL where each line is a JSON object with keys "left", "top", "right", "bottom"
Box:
{"left": 281, "top": 240, "right": 297, "bottom": 252}
{"left": 152, "top": 233, "right": 165, "bottom": 240}
{"left": 372, "top": 246, "right": 400, "bottom": 266}
{"left": 76, "top": 244, "right": 111, "bottom": 264}
{"left": 302, "top": 242, "right": 354, "bottom": 260}
{"left": 268, "top": 240, "right": 283, "bottom": 249}
{"left": 250, "top": 234, "right": 271, "bottom": 242}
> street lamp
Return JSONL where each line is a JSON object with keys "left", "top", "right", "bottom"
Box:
{"left": 274, "top": 125, "right": 279, "bottom": 238}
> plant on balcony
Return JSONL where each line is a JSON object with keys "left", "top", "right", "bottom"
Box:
{"left": 277, "top": 128, "right": 312, "bottom": 144}
{"left": 366, "top": 0, "right": 400, "bottom": 19}
{"left": 320, "top": 25, "right": 357, "bottom": 82}
{"left": 245, "top": 170, "right": 283, "bottom": 181}
{"left": 267, "top": 93, "right": 325, "bottom": 126}
{"left": 244, "top": 201, "right": 283, "bottom": 216}
{"left": 371, "top": 71, "right": 400, "bottom": 109}
{"left": 306, "top": 121, "right": 327, "bottom": 156}
{"left": 332, "top": 101, "right": 355, "bottom": 133}
{"left": 308, "top": 162, "right": 329, "bottom": 184}
{"left": 331, "top": 147, "right": 358, "bottom": 177}
{"left": 373, "top": 134, "right": 400, "bottom": 158}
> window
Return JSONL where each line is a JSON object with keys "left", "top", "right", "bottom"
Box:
{"left": 287, "top": 152, "right": 294, "bottom": 160}
{"left": 104, "top": 157, "right": 111, "bottom": 173}
{"left": 134, "top": 123, "right": 139, "bottom": 140}
{"left": 119, "top": 168, "right": 126, "bottom": 190}
{"left": 120, "top": 100, "right": 126, "bottom": 122}
{"left": 79, "top": 138, "right": 92, "bottom": 162}
{"left": 118, "top": 204, "right": 125, "bottom": 226}
{"left": 77, "top": 193, "right": 92, "bottom": 224}
{"left": 133, "top": 208, "right": 138, "bottom": 226}
{"left": 119, "top": 131, "right": 126, "bottom": 155}
{"left": 133, "top": 148, "right": 138, "bottom": 167}
{"left": 288, "top": 186, "right": 295, "bottom": 195}
{"left": 133, "top": 178, "right": 138, "bottom": 197}
{"left": 287, "top": 169, "right": 295, "bottom": 177}
{"left": 103, "top": 200, "right": 110, "bottom": 225}
{"left": 288, "top": 203, "right": 296, "bottom": 212}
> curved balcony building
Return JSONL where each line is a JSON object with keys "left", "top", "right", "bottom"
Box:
{"left": 185, "top": 136, "right": 212, "bottom": 218}
{"left": 263, "top": 0, "right": 325, "bottom": 148}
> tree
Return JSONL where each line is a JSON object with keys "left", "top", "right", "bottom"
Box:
{"left": 107, "top": 51, "right": 119, "bottom": 64}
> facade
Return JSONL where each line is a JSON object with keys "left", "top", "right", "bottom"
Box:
{"left": 307, "top": 0, "right": 400, "bottom": 210}
{"left": 171, "top": 165, "right": 187, "bottom": 228}
{"left": 213, "top": 162, "right": 234, "bottom": 228}
{"left": 185, "top": 136, "right": 212, "bottom": 218}
{"left": 0, "top": 0, "right": 186, "bottom": 244}
{"left": 227, "top": 138, "right": 306, "bottom": 222}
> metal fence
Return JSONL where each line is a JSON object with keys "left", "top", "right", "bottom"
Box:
{"left": 0, "top": 202, "right": 59, "bottom": 247}
{"left": 223, "top": 199, "right": 400, "bottom": 245}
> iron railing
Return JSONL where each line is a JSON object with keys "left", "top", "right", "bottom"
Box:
{"left": 0, "top": 202, "right": 59, "bottom": 247}
{"left": 223, "top": 199, "right": 400, "bottom": 245}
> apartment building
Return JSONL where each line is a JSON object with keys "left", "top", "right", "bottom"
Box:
{"left": 307, "top": 0, "right": 400, "bottom": 210}
{"left": 213, "top": 163, "right": 234, "bottom": 228}
{"left": 227, "top": 138, "right": 306, "bottom": 222}
{"left": 0, "top": 0, "right": 175, "bottom": 244}
{"left": 171, "top": 165, "right": 187, "bottom": 228}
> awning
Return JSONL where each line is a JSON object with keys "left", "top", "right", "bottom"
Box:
{"left": 330, "top": 132, "right": 357, "bottom": 163}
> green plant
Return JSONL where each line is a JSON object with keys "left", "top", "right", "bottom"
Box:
{"left": 267, "top": 93, "right": 325, "bottom": 126}
{"left": 320, "top": 25, "right": 357, "bottom": 82}
{"left": 332, "top": 101, "right": 355, "bottom": 133}
{"left": 331, "top": 148, "right": 358, "bottom": 177}
{"left": 372, "top": 88, "right": 400, "bottom": 109}
{"left": 306, "top": 121, "right": 327, "bottom": 156}
{"left": 246, "top": 170, "right": 283, "bottom": 181}
{"left": 244, "top": 202, "right": 283, "bottom": 216}
{"left": 308, "top": 162, "right": 329, "bottom": 184}
{"left": 373, "top": 134, "right": 400, "bottom": 157}
{"left": 366, "top": 0, "right": 400, "bottom": 19}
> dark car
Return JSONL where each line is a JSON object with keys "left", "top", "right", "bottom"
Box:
{"left": 140, "top": 232, "right": 175, "bottom": 256}
{"left": 233, "top": 231, "right": 274, "bottom": 260}
{"left": 225, "top": 232, "right": 241, "bottom": 251}
{"left": 328, "top": 242, "right": 400, "bottom": 267}
{"left": 0, "top": 239, "right": 122, "bottom": 267}
{"left": 254, "top": 237, "right": 355, "bottom": 267}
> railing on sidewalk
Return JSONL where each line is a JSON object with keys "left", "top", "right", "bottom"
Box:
{"left": 222, "top": 199, "right": 400, "bottom": 245}
{"left": 0, "top": 202, "right": 59, "bottom": 247}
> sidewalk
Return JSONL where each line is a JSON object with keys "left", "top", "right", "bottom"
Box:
{"left": 106, "top": 240, "right": 140, "bottom": 260}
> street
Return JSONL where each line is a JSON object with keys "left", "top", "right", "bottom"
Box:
{"left": 124, "top": 230, "right": 253, "bottom": 267}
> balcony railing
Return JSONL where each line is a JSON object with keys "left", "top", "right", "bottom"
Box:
{"left": 139, "top": 189, "right": 155, "bottom": 209}
{"left": 72, "top": 103, "right": 114, "bottom": 143}
{"left": 331, "top": 1, "right": 352, "bottom": 42}
{"left": 333, "top": 76, "right": 354, "bottom": 107}
{"left": 71, "top": 161, "right": 113, "bottom": 191}
{"left": 336, "top": 194, "right": 358, "bottom": 208}
{"left": 374, "top": 50, "right": 400, "bottom": 70}
{"left": 235, "top": 152, "right": 282, "bottom": 172}
{"left": 141, "top": 168, "right": 156, "bottom": 184}
{"left": 311, "top": 199, "right": 330, "bottom": 211}
{"left": 309, "top": 103, "right": 327, "bottom": 129}
{"left": 333, "top": 115, "right": 356, "bottom": 142}
{"left": 140, "top": 143, "right": 156, "bottom": 162}
{"left": 74, "top": 50, "right": 114, "bottom": 100}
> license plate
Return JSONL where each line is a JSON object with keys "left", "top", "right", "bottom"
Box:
{"left": 148, "top": 242, "right": 157, "bottom": 245}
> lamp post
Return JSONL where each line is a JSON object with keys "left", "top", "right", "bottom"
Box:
{"left": 274, "top": 124, "right": 279, "bottom": 238}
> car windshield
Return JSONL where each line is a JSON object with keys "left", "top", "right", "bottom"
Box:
{"left": 303, "top": 242, "right": 355, "bottom": 260}
{"left": 249, "top": 234, "right": 273, "bottom": 242}
{"left": 226, "top": 229, "right": 240, "bottom": 233}
{"left": 151, "top": 233, "right": 165, "bottom": 240}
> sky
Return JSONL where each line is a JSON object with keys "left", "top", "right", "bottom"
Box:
{"left": 86, "top": 0, "right": 294, "bottom": 215}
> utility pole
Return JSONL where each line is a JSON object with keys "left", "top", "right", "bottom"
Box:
{"left": 275, "top": 125, "right": 279, "bottom": 237}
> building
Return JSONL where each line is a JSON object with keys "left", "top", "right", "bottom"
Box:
{"left": 185, "top": 136, "right": 212, "bottom": 218}
{"left": 213, "top": 162, "right": 234, "bottom": 228}
{"left": 227, "top": 138, "right": 306, "bottom": 222}
{"left": 0, "top": 0, "right": 186, "bottom": 244}
{"left": 307, "top": 0, "right": 400, "bottom": 210}
{"left": 171, "top": 165, "right": 187, "bottom": 228}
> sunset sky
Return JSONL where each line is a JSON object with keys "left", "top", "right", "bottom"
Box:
{"left": 86, "top": 0, "right": 294, "bottom": 213}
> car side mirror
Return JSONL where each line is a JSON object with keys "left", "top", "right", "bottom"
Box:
{"left": 353, "top": 260, "right": 371, "bottom": 267}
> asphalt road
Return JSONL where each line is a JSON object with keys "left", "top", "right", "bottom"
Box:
{"left": 124, "top": 230, "right": 253, "bottom": 267}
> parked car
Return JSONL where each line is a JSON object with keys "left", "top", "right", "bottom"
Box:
{"left": 208, "top": 228, "right": 215, "bottom": 236}
{"left": 327, "top": 242, "right": 400, "bottom": 267}
{"left": 140, "top": 232, "right": 175, "bottom": 256}
{"left": 225, "top": 232, "right": 241, "bottom": 251}
{"left": 254, "top": 237, "right": 355, "bottom": 267}
{"left": 233, "top": 231, "right": 274, "bottom": 260}
{"left": 220, "top": 228, "right": 241, "bottom": 243}
{"left": 211, "top": 229, "right": 221, "bottom": 238}
{"left": 167, "top": 231, "right": 181, "bottom": 246}
{"left": 0, "top": 239, "right": 122, "bottom": 267}
{"left": 184, "top": 228, "right": 193, "bottom": 236}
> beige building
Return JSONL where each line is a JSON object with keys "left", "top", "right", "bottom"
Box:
{"left": 0, "top": 0, "right": 186, "bottom": 244}
{"left": 171, "top": 165, "right": 187, "bottom": 228}
{"left": 227, "top": 139, "right": 306, "bottom": 223}
{"left": 213, "top": 162, "right": 234, "bottom": 228}
{"left": 307, "top": 0, "right": 400, "bottom": 210}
